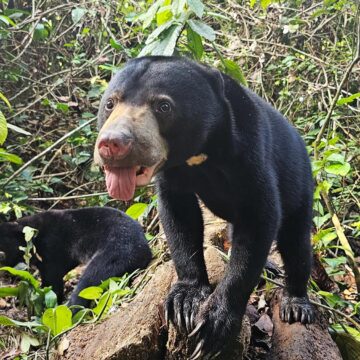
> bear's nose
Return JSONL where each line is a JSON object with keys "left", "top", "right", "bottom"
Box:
{"left": 97, "top": 130, "right": 133, "bottom": 160}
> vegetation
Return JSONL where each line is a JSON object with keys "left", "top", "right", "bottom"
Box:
{"left": 0, "top": 0, "right": 359, "bottom": 358}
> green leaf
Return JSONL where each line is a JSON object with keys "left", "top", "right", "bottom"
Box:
{"left": 187, "top": 26, "right": 203, "bottom": 60}
{"left": 157, "top": 5, "right": 173, "bottom": 26}
{"left": 0, "top": 149, "right": 23, "bottom": 164}
{"left": 22, "top": 226, "right": 38, "bottom": 242}
{"left": 78, "top": 286, "right": 104, "bottom": 300}
{"left": 260, "top": 0, "right": 272, "bottom": 9}
{"left": 138, "top": 0, "right": 162, "bottom": 29}
{"left": 187, "top": 19, "right": 215, "bottom": 41}
{"left": 145, "top": 20, "right": 174, "bottom": 45}
{"left": 318, "top": 290, "right": 346, "bottom": 308}
{"left": 323, "top": 256, "right": 347, "bottom": 268}
{"left": 0, "top": 315, "right": 41, "bottom": 328}
{"left": 337, "top": 92, "right": 360, "bottom": 106}
{"left": 152, "top": 24, "right": 183, "bottom": 56}
{"left": 324, "top": 163, "right": 351, "bottom": 176}
{"left": 326, "top": 153, "right": 345, "bottom": 163}
{"left": 188, "top": 0, "right": 205, "bottom": 18}
{"left": 92, "top": 292, "right": 112, "bottom": 317}
{"left": 42, "top": 305, "right": 72, "bottom": 336}
{"left": 45, "top": 290, "right": 57, "bottom": 308}
{"left": 223, "top": 59, "right": 248, "bottom": 86}
{"left": 33, "top": 24, "right": 49, "bottom": 40}
{"left": 110, "top": 38, "right": 122, "bottom": 51}
{"left": 0, "top": 286, "right": 19, "bottom": 297}
{"left": 126, "top": 203, "right": 148, "bottom": 220}
{"left": 0, "top": 267, "right": 40, "bottom": 288}
{"left": 314, "top": 180, "right": 332, "bottom": 199}
{"left": 0, "top": 92, "right": 11, "bottom": 109}
{"left": 313, "top": 213, "right": 331, "bottom": 228}
{"left": 0, "top": 110, "right": 8, "bottom": 145}
{"left": 0, "top": 15, "right": 16, "bottom": 26}
{"left": 0, "top": 315, "right": 17, "bottom": 326}
{"left": 171, "top": 0, "right": 186, "bottom": 16}
{"left": 71, "top": 8, "right": 86, "bottom": 24}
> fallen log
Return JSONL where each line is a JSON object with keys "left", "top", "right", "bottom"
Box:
{"left": 268, "top": 290, "right": 342, "bottom": 360}
{"left": 57, "top": 246, "right": 250, "bottom": 360}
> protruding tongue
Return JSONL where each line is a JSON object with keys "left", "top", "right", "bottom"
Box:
{"left": 104, "top": 166, "right": 137, "bottom": 201}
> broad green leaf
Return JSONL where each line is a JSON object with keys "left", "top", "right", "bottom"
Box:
{"left": 79, "top": 286, "right": 103, "bottom": 300}
{"left": 45, "top": 290, "right": 57, "bottom": 308}
{"left": 126, "top": 203, "right": 148, "bottom": 220}
{"left": 153, "top": 24, "right": 183, "bottom": 55}
{"left": 188, "top": 0, "right": 205, "bottom": 18}
{"left": 326, "top": 153, "right": 345, "bottom": 163}
{"left": 223, "top": 59, "right": 248, "bottom": 86}
{"left": 156, "top": 5, "right": 172, "bottom": 26}
{"left": 323, "top": 256, "right": 347, "bottom": 268}
{"left": 42, "top": 305, "right": 72, "bottom": 336}
{"left": 249, "top": 0, "right": 257, "bottom": 8}
{"left": 0, "top": 149, "right": 23, "bottom": 164}
{"left": 313, "top": 213, "right": 331, "bottom": 228}
{"left": 138, "top": 40, "right": 161, "bottom": 57}
{"left": 187, "top": 19, "right": 215, "bottom": 41}
{"left": 145, "top": 20, "right": 174, "bottom": 45}
{"left": 23, "top": 226, "right": 38, "bottom": 242}
{"left": 0, "top": 267, "right": 40, "bottom": 288}
{"left": 71, "top": 8, "right": 86, "bottom": 24}
{"left": 187, "top": 26, "right": 204, "bottom": 60}
{"left": 337, "top": 92, "right": 360, "bottom": 106}
{"left": 0, "top": 286, "right": 19, "bottom": 297}
{"left": 324, "top": 162, "right": 351, "bottom": 176}
{"left": 0, "top": 111, "right": 7, "bottom": 145}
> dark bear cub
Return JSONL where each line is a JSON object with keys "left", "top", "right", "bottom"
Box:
{"left": 0, "top": 207, "right": 152, "bottom": 308}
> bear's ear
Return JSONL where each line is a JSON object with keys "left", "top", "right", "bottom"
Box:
{"left": 204, "top": 67, "right": 235, "bottom": 120}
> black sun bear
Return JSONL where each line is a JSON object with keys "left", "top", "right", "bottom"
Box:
{"left": 0, "top": 207, "right": 152, "bottom": 308}
{"left": 94, "top": 56, "right": 314, "bottom": 358}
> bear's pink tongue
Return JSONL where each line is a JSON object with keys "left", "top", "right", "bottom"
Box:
{"left": 104, "top": 166, "right": 137, "bottom": 201}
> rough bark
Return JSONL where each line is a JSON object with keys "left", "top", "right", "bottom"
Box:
{"left": 268, "top": 290, "right": 342, "bottom": 360}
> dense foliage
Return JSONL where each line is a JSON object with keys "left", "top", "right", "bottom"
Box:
{"left": 0, "top": 0, "right": 359, "bottom": 359}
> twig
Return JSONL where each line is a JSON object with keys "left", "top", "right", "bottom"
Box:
{"left": 26, "top": 192, "right": 108, "bottom": 201}
{"left": 313, "top": 6, "right": 360, "bottom": 159}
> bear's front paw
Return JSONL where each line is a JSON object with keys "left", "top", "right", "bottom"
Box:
{"left": 165, "top": 281, "right": 212, "bottom": 334}
{"left": 280, "top": 293, "right": 314, "bottom": 324}
{"left": 189, "top": 292, "right": 242, "bottom": 359}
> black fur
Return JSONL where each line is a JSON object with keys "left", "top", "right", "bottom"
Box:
{"left": 97, "top": 56, "right": 314, "bottom": 357}
{"left": 0, "top": 207, "right": 152, "bottom": 308}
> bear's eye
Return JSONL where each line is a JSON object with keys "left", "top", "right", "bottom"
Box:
{"left": 105, "top": 99, "right": 114, "bottom": 111}
{"left": 157, "top": 101, "right": 171, "bottom": 113}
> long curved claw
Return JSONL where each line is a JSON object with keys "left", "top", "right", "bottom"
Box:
{"left": 190, "top": 340, "right": 204, "bottom": 360}
{"left": 189, "top": 320, "right": 205, "bottom": 338}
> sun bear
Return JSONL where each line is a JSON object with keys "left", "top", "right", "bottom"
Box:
{"left": 94, "top": 56, "right": 314, "bottom": 358}
{"left": 0, "top": 207, "right": 152, "bottom": 308}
